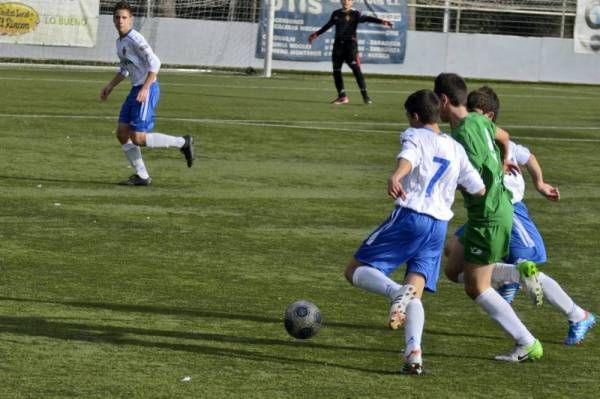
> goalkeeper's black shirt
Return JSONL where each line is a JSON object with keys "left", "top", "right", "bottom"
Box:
{"left": 316, "top": 8, "right": 383, "bottom": 41}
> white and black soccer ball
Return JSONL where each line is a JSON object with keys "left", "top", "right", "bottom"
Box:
{"left": 284, "top": 300, "right": 322, "bottom": 339}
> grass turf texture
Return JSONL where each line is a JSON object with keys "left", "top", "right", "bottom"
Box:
{"left": 0, "top": 68, "right": 599, "bottom": 398}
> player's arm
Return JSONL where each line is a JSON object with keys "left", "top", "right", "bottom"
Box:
{"left": 100, "top": 72, "right": 126, "bottom": 101}
{"left": 309, "top": 14, "right": 335, "bottom": 43}
{"left": 135, "top": 38, "right": 161, "bottom": 103}
{"left": 388, "top": 131, "right": 420, "bottom": 200}
{"left": 388, "top": 158, "right": 412, "bottom": 200}
{"left": 359, "top": 15, "right": 393, "bottom": 28}
{"left": 457, "top": 146, "right": 486, "bottom": 196}
{"left": 525, "top": 153, "right": 560, "bottom": 201}
{"left": 495, "top": 126, "right": 519, "bottom": 175}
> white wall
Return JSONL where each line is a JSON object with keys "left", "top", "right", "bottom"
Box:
{"left": 2, "top": 15, "right": 600, "bottom": 84}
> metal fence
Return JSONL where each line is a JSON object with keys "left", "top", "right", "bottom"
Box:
{"left": 99, "top": 0, "right": 577, "bottom": 38}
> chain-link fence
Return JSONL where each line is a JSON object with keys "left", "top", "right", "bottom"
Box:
{"left": 99, "top": 0, "right": 577, "bottom": 38}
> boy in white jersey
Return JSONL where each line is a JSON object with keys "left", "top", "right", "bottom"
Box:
{"left": 100, "top": 1, "right": 195, "bottom": 186}
{"left": 445, "top": 86, "right": 596, "bottom": 346}
{"left": 344, "top": 90, "right": 485, "bottom": 374}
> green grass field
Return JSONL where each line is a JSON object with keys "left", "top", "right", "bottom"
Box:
{"left": 0, "top": 67, "right": 599, "bottom": 398}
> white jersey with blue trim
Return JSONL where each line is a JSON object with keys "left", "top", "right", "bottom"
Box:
{"left": 503, "top": 141, "right": 531, "bottom": 204}
{"left": 395, "top": 127, "right": 484, "bottom": 221}
{"left": 116, "top": 29, "right": 161, "bottom": 87}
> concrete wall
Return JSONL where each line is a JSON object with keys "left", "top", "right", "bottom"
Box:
{"left": 2, "top": 15, "right": 600, "bottom": 84}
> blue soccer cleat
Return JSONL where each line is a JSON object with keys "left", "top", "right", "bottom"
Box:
{"left": 565, "top": 312, "right": 596, "bottom": 345}
{"left": 496, "top": 282, "right": 520, "bottom": 304}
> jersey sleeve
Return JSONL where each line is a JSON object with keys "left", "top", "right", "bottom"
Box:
{"left": 456, "top": 144, "right": 485, "bottom": 194}
{"left": 511, "top": 141, "right": 531, "bottom": 165}
{"left": 119, "top": 63, "right": 129, "bottom": 77}
{"left": 359, "top": 14, "right": 384, "bottom": 24}
{"left": 134, "top": 34, "right": 161, "bottom": 73}
{"left": 316, "top": 12, "right": 336, "bottom": 35}
{"left": 397, "top": 129, "right": 421, "bottom": 170}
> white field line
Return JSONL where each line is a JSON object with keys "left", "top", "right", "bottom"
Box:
{"left": 2, "top": 113, "right": 600, "bottom": 141}
{"left": 1, "top": 75, "right": 600, "bottom": 99}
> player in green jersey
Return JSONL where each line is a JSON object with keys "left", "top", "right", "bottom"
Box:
{"left": 434, "top": 73, "right": 543, "bottom": 362}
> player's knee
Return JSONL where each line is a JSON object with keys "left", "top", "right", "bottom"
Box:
{"left": 130, "top": 132, "right": 146, "bottom": 146}
{"left": 444, "top": 262, "right": 461, "bottom": 283}
{"left": 344, "top": 261, "right": 360, "bottom": 285}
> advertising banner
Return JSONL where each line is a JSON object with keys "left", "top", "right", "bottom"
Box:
{"left": 575, "top": 0, "right": 600, "bottom": 53}
{"left": 256, "top": 0, "right": 408, "bottom": 64}
{"left": 0, "top": 0, "right": 100, "bottom": 47}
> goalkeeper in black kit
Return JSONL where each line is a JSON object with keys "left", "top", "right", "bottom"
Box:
{"left": 308, "top": 0, "right": 393, "bottom": 104}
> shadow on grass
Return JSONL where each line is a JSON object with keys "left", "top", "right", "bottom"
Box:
{"left": 0, "top": 296, "right": 498, "bottom": 364}
{"left": 0, "top": 315, "right": 403, "bottom": 375}
{"left": 0, "top": 296, "right": 383, "bottom": 332}
{"left": 0, "top": 174, "right": 117, "bottom": 186}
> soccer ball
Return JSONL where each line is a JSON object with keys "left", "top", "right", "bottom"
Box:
{"left": 284, "top": 300, "right": 322, "bottom": 339}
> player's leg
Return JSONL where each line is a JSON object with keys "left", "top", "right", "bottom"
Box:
{"left": 331, "top": 44, "right": 348, "bottom": 103}
{"left": 462, "top": 223, "right": 542, "bottom": 361}
{"left": 346, "top": 41, "right": 371, "bottom": 104}
{"left": 131, "top": 81, "right": 195, "bottom": 167}
{"left": 347, "top": 207, "right": 429, "bottom": 326}
{"left": 443, "top": 233, "right": 465, "bottom": 283}
{"left": 464, "top": 262, "right": 543, "bottom": 361}
{"left": 117, "top": 89, "right": 151, "bottom": 185}
{"left": 400, "top": 272, "right": 426, "bottom": 375}
{"left": 400, "top": 226, "right": 444, "bottom": 375}
{"left": 344, "top": 259, "right": 402, "bottom": 300}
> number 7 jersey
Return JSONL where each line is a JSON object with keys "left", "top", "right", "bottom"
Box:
{"left": 395, "top": 127, "right": 484, "bottom": 221}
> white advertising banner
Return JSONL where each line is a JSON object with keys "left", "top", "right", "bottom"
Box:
{"left": 575, "top": 0, "right": 600, "bottom": 53}
{"left": 0, "top": 0, "right": 99, "bottom": 47}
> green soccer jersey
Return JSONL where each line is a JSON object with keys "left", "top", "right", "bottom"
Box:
{"left": 451, "top": 112, "right": 513, "bottom": 225}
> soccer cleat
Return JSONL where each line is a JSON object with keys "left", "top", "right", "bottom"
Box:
{"left": 118, "top": 174, "right": 152, "bottom": 186}
{"left": 494, "top": 339, "right": 543, "bottom": 362}
{"left": 564, "top": 312, "right": 596, "bottom": 345}
{"left": 400, "top": 349, "right": 423, "bottom": 375}
{"left": 180, "top": 135, "right": 195, "bottom": 168}
{"left": 331, "top": 96, "right": 349, "bottom": 105}
{"left": 516, "top": 261, "right": 543, "bottom": 307}
{"left": 362, "top": 95, "right": 373, "bottom": 104}
{"left": 388, "top": 284, "right": 417, "bottom": 330}
{"left": 496, "top": 282, "right": 520, "bottom": 304}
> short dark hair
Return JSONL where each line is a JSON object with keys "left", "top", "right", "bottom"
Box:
{"left": 434, "top": 73, "right": 467, "bottom": 106}
{"left": 404, "top": 89, "right": 441, "bottom": 124}
{"left": 467, "top": 86, "right": 500, "bottom": 122}
{"left": 113, "top": 1, "right": 132, "bottom": 15}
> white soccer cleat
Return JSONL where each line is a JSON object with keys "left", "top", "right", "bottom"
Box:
{"left": 494, "top": 339, "right": 543, "bottom": 362}
{"left": 388, "top": 284, "right": 417, "bottom": 330}
{"left": 400, "top": 349, "right": 423, "bottom": 375}
{"left": 517, "top": 261, "right": 543, "bottom": 307}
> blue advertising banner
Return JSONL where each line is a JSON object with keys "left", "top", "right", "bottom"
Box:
{"left": 256, "top": 0, "right": 408, "bottom": 64}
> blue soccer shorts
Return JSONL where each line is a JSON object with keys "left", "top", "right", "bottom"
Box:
{"left": 118, "top": 80, "right": 160, "bottom": 132}
{"left": 453, "top": 201, "right": 547, "bottom": 264}
{"left": 354, "top": 206, "right": 448, "bottom": 293}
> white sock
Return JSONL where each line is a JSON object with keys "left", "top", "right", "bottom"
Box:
{"left": 122, "top": 141, "right": 149, "bottom": 179}
{"left": 475, "top": 287, "right": 535, "bottom": 346}
{"left": 538, "top": 272, "right": 586, "bottom": 322}
{"left": 352, "top": 266, "right": 402, "bottom": 300}
{"left": 145, "top": 132, "right": 185, "bottom": 149}
{"left": 491, "top": 263, "right": 520, "bottom": 287}
{"left": 404, "top": 298, "right": 424, "bottom": 356}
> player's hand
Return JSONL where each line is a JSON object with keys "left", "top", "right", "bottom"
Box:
{"left": 308, "top": 32, "right": 318, "bottom": 44}
{"left": 503, "top": 160, "right": 520, "bottom": 176}
{"left": 136, "top": 87, "right": 149, "bottom": 103}
{"left": 536, "top": 182, "right": 560, "bottom": 201}
{"left": 382, "top": 20, "right": 393, "bottom": 29}
{"left": 100, "top": 85, "right": 112, "bottom": 101}
{"left": 388, "top": 176, "right": 406, "bottom": 200}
